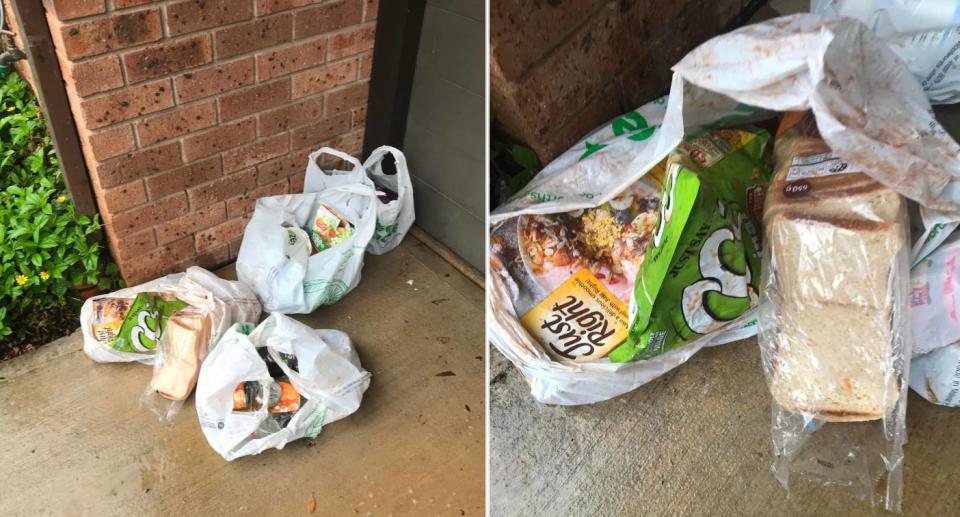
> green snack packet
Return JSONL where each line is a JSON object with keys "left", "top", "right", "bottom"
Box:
{"left": 609, "top": 128, "right": 770, "bottom": 362}
{"left": 110, "top": 293, "right": 188, "bottom": 353}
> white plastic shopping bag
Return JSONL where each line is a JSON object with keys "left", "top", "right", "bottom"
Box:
{"left": 303, "top": 146, "right": 415, "bottom": 254}
{"left": 812, "top": 0, "right": 960, "bottom": 104}
{"left": 363, "top": 146, "right": 415, "bottom": 254}
{"left": 236, "top": 183, "right": 378, "bottom": 314}
{"left": 80, "top": 266, "right": 261, "bottom": 365}
{"left": 195, "top": 313, "right": 371, "bottom": 461}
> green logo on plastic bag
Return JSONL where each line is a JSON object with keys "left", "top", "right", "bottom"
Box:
{"left": 580, "top": 112, "right": 658, "bottom": 161}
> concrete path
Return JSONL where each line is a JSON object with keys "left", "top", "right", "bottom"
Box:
{"left": 489, "top": 341, "right": 960, "bottom": 516}
{"left": 0, "top": 237, "right": 484, "bottom": 516}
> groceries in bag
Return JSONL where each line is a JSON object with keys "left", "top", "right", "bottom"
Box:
{"left": 302, "top": 146, "right": 415, "bottom": 255}
{"left": 195, "top": 313, "right": 371, "bottom": 460}
{"left": 612, "top": 127, "right": 771, "bottom": 362}
{"left": 80, "top": 267, "right": 262, "bottom": 422}
{"left": 236, "top": 184, "right": 378, "bottom": 314}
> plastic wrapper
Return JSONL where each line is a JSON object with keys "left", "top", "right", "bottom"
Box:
{"left": 303, "top": 146, "right": 415, "bottom": 255}
{"left": 811, "top": 0, "right": 960, "bottom": 104}
{"left": 758, "top": 112, "right": 912, "bottom": 509}
{"left": 195, "top": 313, "right": 371, "bottom": 461}
{"left": 910, "top": 343, "right": 960, "bottom": 406}
{"left": 910, "top": 230, "right": 960, "bottom": 356}
{"left": 236, "top": 180, "right": 378, "bottom": 314}
{"left": 613, "top": 128, "right": 771, "bottom": 362}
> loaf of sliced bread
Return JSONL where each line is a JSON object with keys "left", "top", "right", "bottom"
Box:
{"left": 764, "top": 112, "right": 906, "bottom": 422}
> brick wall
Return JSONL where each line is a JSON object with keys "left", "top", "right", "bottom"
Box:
{"left": 491, "top": 0, "right": 744, "bottom": 164}
{"left": 40, "top": 0, "right": 377, "bottom": 284}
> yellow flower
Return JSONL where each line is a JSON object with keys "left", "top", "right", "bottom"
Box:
{"left": 6, "top": 106, "right": 14, "bottom": 112}
{"left": 15, "top": 274, "right": 27, "bottom": 286}
{"left": 39, "top": 271, "right": 50, "bottom": 281}
{"left": 56, "top": 195, "right": 66, "bottom": 203}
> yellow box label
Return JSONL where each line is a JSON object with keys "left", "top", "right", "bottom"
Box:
{"left": 521, "top": 268, "right": 630, "bottom": 362}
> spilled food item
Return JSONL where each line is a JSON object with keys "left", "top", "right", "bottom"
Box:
{"left": 612, "top": 127, "right": 771, "bottom": 362}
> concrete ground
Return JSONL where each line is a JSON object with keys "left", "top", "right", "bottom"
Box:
{"left": 489, "top": 340, "right": 960, "bottom": 516}
{"left": 0, "top": 236, "right": 484, "bottom": 516}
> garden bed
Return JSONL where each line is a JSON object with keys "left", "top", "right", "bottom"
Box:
{"left": 0, "top": 71, "right": 119, "bottom": 361}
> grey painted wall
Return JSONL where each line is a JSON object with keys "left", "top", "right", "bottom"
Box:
{"left": 403, "top": 0, "right": 484, "bottom": 269}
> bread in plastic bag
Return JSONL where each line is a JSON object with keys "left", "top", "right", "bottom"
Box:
{"left": 195, "top": 313, "right": 371, "bottom": 461}
{"left": 236, "top": 183, "right": 378, "bottom": 314}
{"left": 758, "top": 111, "right": 911, "bottom": 507}
{"left": 302, "top": 146, "right": 414, "bottom": 255}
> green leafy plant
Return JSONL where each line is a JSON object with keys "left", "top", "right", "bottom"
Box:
{"left": 0, "top": 71, "right": 121, "bottom": 348}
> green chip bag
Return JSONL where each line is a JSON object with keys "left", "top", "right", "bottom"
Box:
{"left": 609, "top": 128, "right": 770, "bottom": 362}
{"left": 110, "top": 293, "right": 188, "bottom": 353}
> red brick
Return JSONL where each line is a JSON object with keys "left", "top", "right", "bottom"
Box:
{"left": 326, "top": 81, "right": 368, "bottom": 115}
{"left": 352, "top": 106, "right": 366, "bottom": 127}
{"left": 256, "top": 148, "right": 310, "bottom": 185}
{"left": 294, "top": 0, "right": 363, "bottom": 38}
{"left": 228, "top": 238, "right": 244, "bottom": 260}
{"left": 218, "top": 80, "right": 290, "bottom": 121}
{"left": 195, "top": 217, "right": 246, "bottom": 252}
{"left": 291, "top": 58, "right": 357, "bottom": 99}
{"left": 174, "top": 57, "right": 255, "bottom": 103}
{"left": 226, "top": 178, "right": 288, "bottom": 217}
{"left": 79, "top": 79, "right": 174, "bottom": 130}
{"left": 49, "top": 0, "right": 106, "bottom": 20}
{"left": 257, "top": 37, "right": 327, "bottom": 81}
{"left": 323, "top": 129, "right": 364, "bottom": 156}
{"left": 136, "top": 101, "right": 217, "bottom": 146}
{"left": 182, "top": 118, "right": 257, "bottom": 161}
{"left": 122, "top": 34, "right": 212, "bottom": 83}
{"left": 155, "top": 202, "right": 227, "bottom": 244}
{"left": 179, "top": 243, "right": 230, "bottom": 271}
{"left": 101, "top": 180, "right": 147, "bottom": 214}
{"left": 87, "top": 124, "right": 136, "bottom": 161}
{"left": 110, "top": 192, "right": 189, "bottom": 236}
{"left": 214, "top": 14, "right": 293, "bottom": 59}
{"left": 95, "top": 141, "right": 182, "bottom": 189}
{"left": 359, "top": 51, "right": 372, "bottom": 79}
{"left": 167, "top": 0, "right": 253, "bottom": 36}
{"left": 112, "top": 227, "right": 158, "bottom": 262}
{"left": 66, "top": 55, "right": 124, "bottom": 97}
{"left": 145, "top": 156, "right": 223, "bottom": 200}
{"left": 328, "top": 23, "right": 374, "bottom": 60}
{"left": 364, "top": 0, "right": 378, "bottom": 21}
{"left": 258, "top": 95, "right": 324, "bottom": 136}
{"left": 121, "top": 236, "right": 195, "bottom": 285}
{"left": 290, "top": 111, "right": 351, "bottom": 150}
{"left": 289, "top": 170, "right": 305, "bottom": 193}
{"left": 60, "top": 9, "right": 162, "bottom": 60}
{"left": 223, "top": 134, "right": 290, "bottom": 173}
{"left": 114, "top": 0, "right": 156, "bottom": 8}
{"left": 256, "top": 0, "right": 313, "bottom": 15}
{"left": 188, "top": 168, "right": 258, "bottom": 206}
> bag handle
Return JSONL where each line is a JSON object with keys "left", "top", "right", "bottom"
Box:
{"left": 363, "top": 145, "right": 406, "bottom": 171}
{"left": 308, "top": 147, "right": 364, "bottom": 174}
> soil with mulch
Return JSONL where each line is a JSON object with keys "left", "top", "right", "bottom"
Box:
{"left": 0, "top": 305, "right": 80, "bottom": 362}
